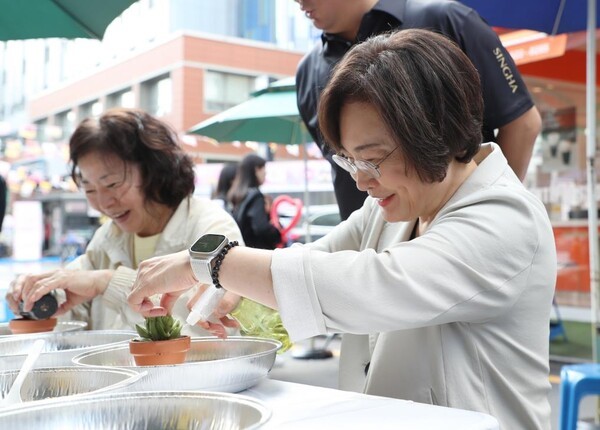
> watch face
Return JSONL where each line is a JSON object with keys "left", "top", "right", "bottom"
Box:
{"left": 191, "top": 234, "right": 227, "bottom": 253}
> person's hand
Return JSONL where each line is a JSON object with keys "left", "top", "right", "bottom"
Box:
{"left": 5, "top": 275, "right": 26, "bottom": 314}
{"left": 128, "top": 250, "right": 197, "bottom": 317}
{"left": 7, "top": 269, "right": 113, "bottom": 316}
{"left": 186, "top": 285, "right": 241, "bottom": 339}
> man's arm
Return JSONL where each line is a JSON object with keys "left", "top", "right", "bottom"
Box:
{"left": 495, "top": 106, "right": 542, "bottom": 181}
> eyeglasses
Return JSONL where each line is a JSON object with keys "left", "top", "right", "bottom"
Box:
{"left": 332, "top": 146, "right": 400, "bottom": 179}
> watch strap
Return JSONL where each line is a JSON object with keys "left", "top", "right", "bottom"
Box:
{"left": 190, "top": 258, "right": 213, "bottom": 284}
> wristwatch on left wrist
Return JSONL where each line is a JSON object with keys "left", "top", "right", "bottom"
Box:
{"left": 189, "top": 234, "right": 229, "bottom": 285}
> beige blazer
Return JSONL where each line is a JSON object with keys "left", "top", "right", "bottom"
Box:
{"left": 271, "top": 143, "right": 556, "bottom": 429}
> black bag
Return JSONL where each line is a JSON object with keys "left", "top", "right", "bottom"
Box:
{"left": 232, "top": 188, "right": 281, "bottom": 249}
{"left": 232, "top": 188, "right": 261, "bottom": 227}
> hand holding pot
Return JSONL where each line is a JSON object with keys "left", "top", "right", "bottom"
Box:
{"left": 7, "top": 269, "right": 113, "bottom": 316}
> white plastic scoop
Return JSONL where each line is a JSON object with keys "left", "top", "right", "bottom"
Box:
{"left": 1, "top": 339, "right": 45, "bottom": 406}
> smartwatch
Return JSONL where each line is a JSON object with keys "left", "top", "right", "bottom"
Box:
{"left": 189, "top": 233, "right": 229, "bottom": 285}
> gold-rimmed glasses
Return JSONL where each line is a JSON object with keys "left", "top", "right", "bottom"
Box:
{"left": 332, "top": 146, "right": 399, "bottom": 179}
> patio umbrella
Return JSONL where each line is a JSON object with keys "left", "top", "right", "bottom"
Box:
{"left": 0, "top": 0, "right": 137, "bottom": 41}
{"left": 460, "top": 0, "right": 598, "bottom": 35}
{"left": 188, "top": 77, "right": 315, "bottom": 241}
{"left": 461, "top": 0, "right": 600, "bottom": 359}
{"left": 188, "top": 77, "right": 308, "bottom": 144}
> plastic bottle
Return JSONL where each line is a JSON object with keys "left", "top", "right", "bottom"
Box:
{"left": 18, "top": 293, "right": 58, "bottom": 320}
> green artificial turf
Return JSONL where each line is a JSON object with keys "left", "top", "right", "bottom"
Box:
{"left": 550, "top": 320, "right": 593, "bottom": 361}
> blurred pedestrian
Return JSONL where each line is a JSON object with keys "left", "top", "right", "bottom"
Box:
{"left": 228, "top": 154, "right": 281, "bottom": 249}
{"left": 211, "top": 161, "right": 238, "bottom": 212}
{"left": 294, "top": 0, "right": 542, "bottom": 220}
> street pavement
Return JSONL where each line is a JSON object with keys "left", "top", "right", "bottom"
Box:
{"left": 0, "top": 257, "right": 592, "bottom": 429}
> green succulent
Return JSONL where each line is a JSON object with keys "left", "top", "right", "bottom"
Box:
{"left": 135, "top": 315, "right": 184, "bottom": 341}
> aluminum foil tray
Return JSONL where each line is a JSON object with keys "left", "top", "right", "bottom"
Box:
{"left": 73, "top": 337, "right": 281, "bottom": 393}
{"left": 0, "top": 330, "right": 135, "bottom": 371}
{"left": 0, "top": 391, "right": 270, "bottom": 429}
{"left": 0, "top": 367, "right": 143, "bottom": 407}
{"left": 0, "top": 320, "right": 87, "bottom": 338}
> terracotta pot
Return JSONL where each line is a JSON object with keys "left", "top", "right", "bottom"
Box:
{"left": 129, "top": 336, "right": 191, "bottom": 366}
{"left": 9, "top": 317, "right": 57, "bottom": 335}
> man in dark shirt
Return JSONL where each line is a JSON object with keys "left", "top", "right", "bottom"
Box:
{"left": 295, "top": 0, "right": 542, "bottom": 220}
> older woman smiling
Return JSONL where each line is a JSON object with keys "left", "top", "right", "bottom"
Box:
{"left": 8, "top": 109, "right": 245, "bottom": 337}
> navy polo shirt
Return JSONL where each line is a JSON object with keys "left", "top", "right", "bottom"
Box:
{"left": 296, "top": 0, "right": 534, "bottom": 219}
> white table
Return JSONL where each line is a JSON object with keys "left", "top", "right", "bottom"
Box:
{"left": 243, "top": 379, "right": 499, "bottom": 429}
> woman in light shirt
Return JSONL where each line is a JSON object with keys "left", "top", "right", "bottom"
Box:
{"left": 8, "top": 108, "right": 288, "bottom": 345}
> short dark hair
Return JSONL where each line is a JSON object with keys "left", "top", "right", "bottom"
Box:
{"left": 69, "top": 108, "right": 195, "bottom": 208}
{"left": 318, "top": 29, "right": 483, "bottom": 183}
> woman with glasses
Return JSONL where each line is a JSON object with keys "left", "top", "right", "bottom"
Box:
{"left": 128, "top": 30, "right": 555, "bottom": 429}
{"left": 6, "top": 108, "right": 265, "bottom": 339}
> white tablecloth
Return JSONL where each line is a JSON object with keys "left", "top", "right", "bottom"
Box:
{"left": 243, "top": 379, "right": 499, "bottom": 429}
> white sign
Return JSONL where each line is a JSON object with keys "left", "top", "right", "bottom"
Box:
{"left": 12, "top": 201, "right": 43, "bottom": 261}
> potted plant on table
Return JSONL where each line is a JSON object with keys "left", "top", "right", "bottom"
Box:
{"left": 129, "top": 315, "right": 191, "bottom": 366}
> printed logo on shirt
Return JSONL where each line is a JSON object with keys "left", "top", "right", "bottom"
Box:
{"left": 493, "top": 47, "right": 518, "bottom": 94}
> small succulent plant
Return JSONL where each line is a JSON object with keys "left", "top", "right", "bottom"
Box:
{"left": 135, "top": 315, "right": 184, "bottom": 341}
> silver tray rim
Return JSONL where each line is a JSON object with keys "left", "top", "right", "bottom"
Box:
{"left": 0, "top": 330, "right": 136, "bottom": 358}
{"left": 0, "top": 390, "right": 272, "bottom": 429}
{"left": 0, "top": 366, "right": 146, "bottom": 408}
{"left": 72, "top": 336, "right": 282, "bottom": 369}
{"left": 0, "top": 320, "right": 88, "bottom": 338}
{"left": 0, "top": 365, "right": 142, "bottom": 379}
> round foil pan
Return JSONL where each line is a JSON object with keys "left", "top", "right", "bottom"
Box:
{"left": 0, "top": 330, "right": 135, "bottom": 371}
{"left": 0, "top": 391, "right": 271, "bottom": 429}
{"left": 0, "top": 367, "right": 143, "bottom": 407}
{"left": 73, "top": 336, "right": 281, "bottom": 393}
{"left": 0, "top": 320, "right": 88, "bottom": 338}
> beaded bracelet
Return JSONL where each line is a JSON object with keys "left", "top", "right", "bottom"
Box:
{"left": 211, "top": 240, "right": 239, "bottom": 289}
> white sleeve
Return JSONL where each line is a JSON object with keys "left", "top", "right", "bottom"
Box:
{"left": 60, "top": 227, "right": 109, "bottom": 326}
{"left": 101, "top": 265, "right": 143, "bottom": 327}
{"left": 272, "top": 190, "right": 555, "bottom": 341}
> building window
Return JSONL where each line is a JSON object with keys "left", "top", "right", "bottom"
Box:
{"left": 91, "top": 101, "right": 103, "bottom": 117}
{"left": 238, "top": 0, "right": 275, "bottom": 43}
{"left": 55, "top": 109, "right": 75, "bottom": 139}
{"left": 78, "top": 100, "right": 102, "bottom": 123}
{"left": 43, "top": 45, "right": 51, "bottom": 90}
{"left": 34, "top": 119, "right": 48, "bottom": 143}
{"left": 107, "top": 88, "right": 135, "bottom": 109}
{"left": 140, "top": 75, "right": 171, "bottom": 117}
{"left": 204, "top": 70, "right": 257, "bottom": 112}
